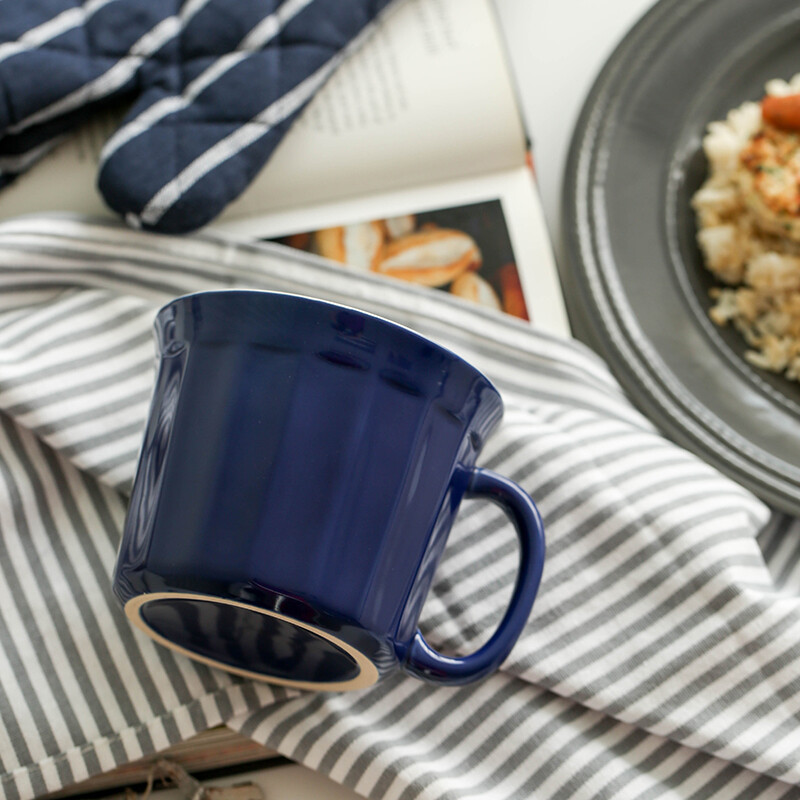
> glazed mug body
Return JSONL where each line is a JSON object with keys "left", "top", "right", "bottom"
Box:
{"left": 113, "top": 290, "right": 544, "bottom": 690}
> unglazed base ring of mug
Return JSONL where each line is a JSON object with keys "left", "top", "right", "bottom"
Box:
{"left": 125, "top": 592, "right": 381, "bottom": 691}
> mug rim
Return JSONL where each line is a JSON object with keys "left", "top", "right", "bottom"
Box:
{"left": 125, "top": 592, "right": 381, "bottom": 691}
{"left": 156, "top": 289, "right": 502, "bottom": 403}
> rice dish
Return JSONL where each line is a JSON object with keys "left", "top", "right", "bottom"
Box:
{"left": 692, "top": 74, "right": 800, "bottom": 381}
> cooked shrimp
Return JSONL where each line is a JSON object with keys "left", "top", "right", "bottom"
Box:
{"left": 736, "top": 123, "right": 800, "bottom": 241}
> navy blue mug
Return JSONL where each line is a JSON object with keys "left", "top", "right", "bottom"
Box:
{"left": 113, "top": 290, "right": 545, "bottom": 691}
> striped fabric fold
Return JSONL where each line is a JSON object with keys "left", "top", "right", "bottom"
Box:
{"left": 0, "top": 216, "right": 798, "bottom": 799}
{"left": 0, "top": 0, "right": 394, "bottom": 231}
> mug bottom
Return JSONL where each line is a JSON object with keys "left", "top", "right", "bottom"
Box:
{"left": 125, "top": 593, "right": 380, "bottom": 691}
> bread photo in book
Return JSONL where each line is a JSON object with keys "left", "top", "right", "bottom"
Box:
{"left": 313, "top": 222, "right": 386, "bottom": 271}
{"left": 374, "top": 227, "right": 482, "bottom": 286}
{"left": 450, "top": 271, "right": 502, "bottom": 310}
{"left": 275, "top": 199, "right": 534, "bottom": 321}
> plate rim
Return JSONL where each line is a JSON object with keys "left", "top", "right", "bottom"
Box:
{"left": 559, "top": 0, "right": 800, "bottom": 514}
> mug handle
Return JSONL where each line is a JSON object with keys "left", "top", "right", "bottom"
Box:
{"left": 404, "top": 466, "right": 545, "bottom": 685}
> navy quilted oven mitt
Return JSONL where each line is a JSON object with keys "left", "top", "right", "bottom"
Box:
{"left": 0, "top": 0, "right": 393, "bottom": 232}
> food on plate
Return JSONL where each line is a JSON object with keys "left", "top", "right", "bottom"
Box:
{"left": 450, "top": 271, "right": 502, "bottom": 310}
{"left": 373, "top": 227, "right": 482, "bottom": 287}
{"left": 761, "top": 93, "right": 800, "bottom": 131}
{"left": 314, "top": 222, "right": 385, "bottom": 271}
{"left": 692, "top": 73, "right": 800, "bottom": 380}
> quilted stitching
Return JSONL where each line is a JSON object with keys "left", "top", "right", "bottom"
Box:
{"left": 0, "top": 0, "right": 394, "bottom": 232}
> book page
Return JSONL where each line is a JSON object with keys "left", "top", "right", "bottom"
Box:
{"left": 222, "top": 0, "right": 526, "bottom": 219}
{"left": 0, "top": 104, "right": 116, "bottom": 222}
{"left": 0, "top": 0, "right": 525, "bottom": 224}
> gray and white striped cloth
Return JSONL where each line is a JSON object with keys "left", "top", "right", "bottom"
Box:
{"left": 0, "top": 215, "right": 799, "bottom": 800}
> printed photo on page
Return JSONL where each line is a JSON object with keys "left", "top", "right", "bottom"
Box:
{"left": 273, "top": 200, "right": 530, "bottom": 321}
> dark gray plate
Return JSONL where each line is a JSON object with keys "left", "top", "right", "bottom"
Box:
{"left": 561, "top": 0, "right": 800, "bottom": 514}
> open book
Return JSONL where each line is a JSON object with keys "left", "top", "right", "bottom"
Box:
{"left": 0, "top": 0, "right": 569, "bottom": 336}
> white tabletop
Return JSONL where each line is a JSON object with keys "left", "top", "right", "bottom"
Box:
{"left": 493, "top": 0, "right": 658, "bottom": 247}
